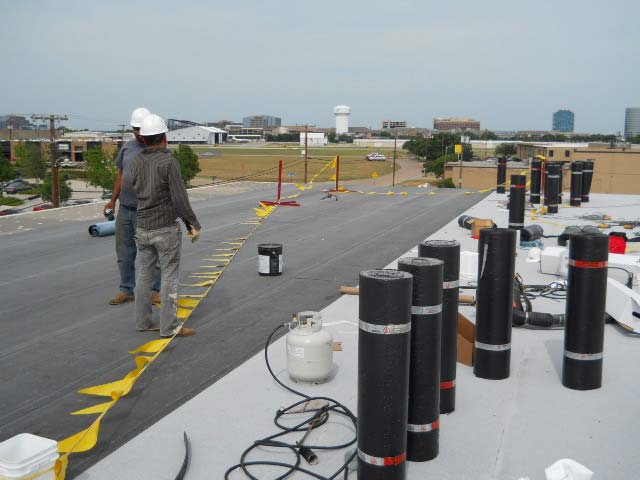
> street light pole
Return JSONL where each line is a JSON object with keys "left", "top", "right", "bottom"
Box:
{"left": 392, "top": 128, "right": 397, "bottom": 186}
{"left": 304, "top": 124, "right": 308, "bottom": 184}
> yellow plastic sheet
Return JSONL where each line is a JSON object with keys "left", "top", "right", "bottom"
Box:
{"left": 78, "top": 378, "right": 134, "bottom": 398}
{"left": 54, "top": 455, "right": 68, "bottom": 480}
{"left": 57, "top": 419, "right": 101, "bottom": 453}
{"left": 178, "top": 298, "right": 200, "bottom": 308}
{"left": 180, "top": 280, "right": 214, "bottom": 287}
{"left": 71, "top": 400, "right": 116, "bottom": 416}
{"left": 129, "top": 338, "right": 171, "bottom": 354}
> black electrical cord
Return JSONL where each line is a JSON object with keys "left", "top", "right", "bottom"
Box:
{"left": 523, "top": 282, "right": 567, "bottom": 300}
{"left": 224, "top": 324, "right": 357, "bottom": 480}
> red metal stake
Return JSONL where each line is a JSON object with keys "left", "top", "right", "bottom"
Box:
{"left": 277, "top": 159, "right": 282, "bottom": 203}
{"left": 335, "top": 155, "right": 340, "bottom": 191}
{"left": 261, "top": 158, "right": 300, "bottom": 207}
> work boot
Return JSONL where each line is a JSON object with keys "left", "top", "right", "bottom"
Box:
{"left": 161, "top": 326, "right": 196, "bottom": 338}
{"left": 151, "top": 292, "right": 161, "bottom": 306}
{"left": 109, "top": 292, "right": 134, "bottom": 305}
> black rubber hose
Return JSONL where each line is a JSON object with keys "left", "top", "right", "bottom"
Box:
{"left": 512, "top": 310, "right": 566, "bottom": 329}
{"left": 224, "top": 324, "right": 357, "bottom": 480}
{"left": 520, "top": 224, "right": 543, "bottom": 242}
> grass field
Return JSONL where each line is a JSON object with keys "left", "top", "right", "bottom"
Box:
{"left": 188, "top": 145, "right": 403, "bottom": 183}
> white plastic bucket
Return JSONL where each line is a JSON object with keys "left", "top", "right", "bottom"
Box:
{"left": 0, "top": 434, "right": 58, "bottom": 480}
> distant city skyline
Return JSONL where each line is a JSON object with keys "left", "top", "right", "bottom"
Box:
{"left": 1, "top": 1, "right": 638, "bottom": 134}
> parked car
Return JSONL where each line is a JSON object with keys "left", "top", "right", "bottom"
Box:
{"left": 59, "top": 159, "right": 78, "bottom": 168}
{"left": 4, "top": 181, "right": 33, "bottom": 194}
{"left": 2, "top": 178, "right": 30, "bottom": 188}
{"left": 366, "top": 153, "right": 387, "bottom": 161}
{"left": 33, "top": 204, "right": 54, "bottom": 211}
{"left": 0, "top": 208, "right": 20, "bottom": 216}
{"left": 62, "top": 199, "right": 92, "bottom": 207}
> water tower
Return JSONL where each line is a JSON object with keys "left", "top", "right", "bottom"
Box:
{"left": 334, "top": 105, "right": 351, "bottom": 134}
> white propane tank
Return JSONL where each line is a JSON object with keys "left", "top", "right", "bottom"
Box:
{"left": 286, "top": 311, "right": 334, "bottom": 383}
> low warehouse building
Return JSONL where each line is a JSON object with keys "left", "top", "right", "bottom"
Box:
{"left": 167, "top": 125, "right": 227, "bottom": 145}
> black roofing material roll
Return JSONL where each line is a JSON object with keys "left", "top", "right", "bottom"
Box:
{"left": 418, "top": 240, "right": 460, "bottom": 414}
{"left": 358, "top": 269, "right": 412, "bottom": 479}
{"left": 559, "top": 164, "right": 564, "bottom": 202}
{"left": 457, "top": 215, "right": 475, "bottom": 230}
{"left": 581, "top": 160, "right": 594, "bottom": 203}
{"left": 545, "top": 163, "right": 561, "bottom": 214}
{"left": 557, "top": 225, "right": 600, "bottom": 246}
{"left": 398, "top": 258, "right": 443, "bottom": 462}
{"left": 474, "top": 229, "right": 516, "bottom": 380}
{"left": 520, "top": 224, "right": 543, "bottom": 241}
{"left": 570, "top": 161, "right": 583, "bottom": 207}
{"left": 562, "top": 233, "right": 609, "bottom": 391}
{"left": 530, "top": 159, "right": 542, "bottom": 204}
{"left": 508, "top": 174, "right": 526, "bottom": 231}
{"left": 496, "top": 157, "right": 507, "bottom": 193}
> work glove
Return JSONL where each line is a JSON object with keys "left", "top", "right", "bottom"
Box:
{"left": 187, "top": 227, "right": 200, "bottom": 243}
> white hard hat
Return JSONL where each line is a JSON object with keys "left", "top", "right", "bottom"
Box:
{"left": 139, "top": 114, "right": 168, "bottom": 136}
{"left": 130, "top": 107, "right": 151, "bottom": 127}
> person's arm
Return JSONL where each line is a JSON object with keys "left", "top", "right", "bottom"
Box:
{"left": 104, "top": 169, "right": 123, "bottom": 212}
{"left": 167, "top": 158, "right": 201, "bottom": 231}
{"left": 104, "top": 147, "right": 125, "bottom": 213}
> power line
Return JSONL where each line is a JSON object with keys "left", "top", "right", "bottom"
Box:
{"left": 30, "top": 114, "right": 68, "bottom": 207}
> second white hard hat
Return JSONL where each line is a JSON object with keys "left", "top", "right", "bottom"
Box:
{"left": 130, "top": 107, "right": 151, "bottom": 127}
{"left": 139, "top": 114, "right": 168, "bottom": 136}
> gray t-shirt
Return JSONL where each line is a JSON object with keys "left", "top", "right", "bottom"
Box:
{"left": 115, "top": 139, "right": 146, "bottom": 207}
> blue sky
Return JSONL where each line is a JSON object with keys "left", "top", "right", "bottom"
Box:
{"left": 1, "top": 0, "right": 638, "bottom": 133}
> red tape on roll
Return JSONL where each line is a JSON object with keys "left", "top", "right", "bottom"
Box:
{"left": 511, "top": 184, "right": 526, "bottom": 189}
{"left": 440, "top": 380, "right": 455, "bottom": 389}
{"left": 568, "top": 259, "right": 607, "bottom": 269}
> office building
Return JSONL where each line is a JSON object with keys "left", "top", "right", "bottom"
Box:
{"left": 552, "top": 110, "right": 575, "bottom": 132}
{"left": 433, "top": 117, "right": 480, "bottom": 132}
{"left": 243, "top": 115, "right": 281, "bottom": 130}
{"left": 382, "top": 120, "right": 408, "bottom": 129}
{"left": 624, "top": 108, "right": 640, "bottom": 140}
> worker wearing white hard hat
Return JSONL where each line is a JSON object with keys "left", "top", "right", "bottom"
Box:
{"left": 104, "top": 107, "right": 161, "bottom": 306}
{"left": 130, "top": 114, "right": 200, "bottom": 338}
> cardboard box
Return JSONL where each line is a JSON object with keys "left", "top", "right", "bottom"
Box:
{"left": 457, "top": 312, "right": 476, "bottom": 366}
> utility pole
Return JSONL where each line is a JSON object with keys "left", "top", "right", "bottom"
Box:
{"left": 7, "top": 119, "right": 12, "bottom": 162}
{"left": 304, "top": 124, "right": 308, "bottom": 183}
{"left": 31, "top": 114, "right": 68, "bottom": 207}
{"left": 392, "top": 128, "right": 398, "bottom": 186}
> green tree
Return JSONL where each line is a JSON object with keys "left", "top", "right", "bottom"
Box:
{"left": 40, "top": 172, "right": 72, "bottom": 203}
{"left": 0, "top": 152, "right": 14, "bottom": 198}
{"left": 14, "top": 142, "right": 47, "bottom": 185}
{"left": 478, "top": 130, "right": 498, "bottom": 140}
{"left": 495, "top": 143, "right": 517, "bottom": 157}
{"left": 424, "top": 153, "right": 457, "bottom": 178}
{"left": 85, "top": 147, "right": 118, "bottom": 193}
{"left": 173, "top": 144, "right": 200, "bottom": 187}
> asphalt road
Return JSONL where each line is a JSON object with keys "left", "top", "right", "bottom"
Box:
{"left": 0, "top": 181, "right": 482, "bottom": 477}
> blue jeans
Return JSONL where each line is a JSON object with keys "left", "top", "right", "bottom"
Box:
{"left": 135, "top": 223, "right": 182, "bottom": 336}
{"left": 115, "top": 205, "right": 160, "bottom": 294}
